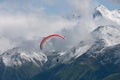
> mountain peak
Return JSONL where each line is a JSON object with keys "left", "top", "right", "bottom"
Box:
{"left": 0, "top": 47, "right": 47, "bottom": 67}
{"left": 96, "top": 5, "right": 110, "bottom": 16}
{"left": 95, "top": 5, "right": 120, "bottom": 25}
{"left": 92, "top": 25, "right": 120, "bottom": 46}
{"left": 97, "top": 5, "right": 108, "bottom": 10}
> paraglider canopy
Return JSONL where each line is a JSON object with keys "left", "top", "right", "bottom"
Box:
{"left": 40, "top": 34, "right": 65, "bottom": 50}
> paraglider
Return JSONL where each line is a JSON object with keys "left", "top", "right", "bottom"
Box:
{"left": 56, "top": 58, "right": 59, "bottom": 62}
{"left": 40, "top": 34, "right": 65, "bottom": 50}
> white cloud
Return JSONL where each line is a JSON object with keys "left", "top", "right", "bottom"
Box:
{"left": 68, "top": 0, "right": 95, "bottom": 15}
{"left": 0, "top": 3, "right": 76, "bottom": 52}
{"left": 0, "top": 0, "right": 107, "bottom": 53}
{"left": 0, "top": 37, "right": 15, "bottom": 53}
{"left": 47, "top": 0, "right": 98, "bottom": 51}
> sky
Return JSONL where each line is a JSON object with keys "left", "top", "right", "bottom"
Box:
{"left": 98, "top": 0, "right": 120, "bottom": 10}
{"left": 0, "top": 0, "right": 120, "bottom": 53}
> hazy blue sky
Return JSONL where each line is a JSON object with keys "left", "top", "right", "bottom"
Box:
{"left": 98, "top": 0, "right": 120, "bottom": 10}
{"left": 0, "top": 0, "right": 119, "bottom": 15}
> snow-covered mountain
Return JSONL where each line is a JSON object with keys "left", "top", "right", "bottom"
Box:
{"left": 46, "top": 5, "right": 120, "bottom": 65}
{"left": 0, "top": 47, "right": 48, "bottom": 80}
{"left": 56, "top": 25, "right": 120, "bottom": 63}
{"left": 32, "top": 25, "right": 120, "bottom": 80}
{"left": 0, "top": 47, "right": 47, "bottom": 67}
{"left": 56, "top": 5, "right": 120, "bottom": 63}
{"left": 94, "top": 5, "right": 120, "bottom": 25}
{"left": 92, "top": 25, "right": 120, "bottom": 46}
{"left": 0, "top": 5, "right": 120, "bottom": 80}
{"left": 0, "top": 5, "right": 120, "bottom": 68}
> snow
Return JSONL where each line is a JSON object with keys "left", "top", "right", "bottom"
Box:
{"left": 56, "top": 37, "right": 94, "bottom": 63}
{"left": 1, "top": 5, "right": 120, "bottom": 67}
{"left": 92, "top": 25, "right": 120, "bottom": 46}
{"left": 74, "top": 45, "right": 91, "bottom": 58}
{"left": 58, "top": 25, "right": 120, "bottom": 63}
{"left": 59, "top": 51, "right": 67, "bottom": 56}
{"left": 55, "top": 24, "right": 120, "bottom": 63}
{"left": 0, "top": 48, "right": 47, "bottom": 67}
{"left": 96, "top": 5, "right": 120, "bottom": 25}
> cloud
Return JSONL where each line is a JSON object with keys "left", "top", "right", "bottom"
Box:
{"left": 0, "top": 0, "right": 111, "bottom": 53}
{"left": 0, "top": 13, "right": 76, "bottom": 51}
{"left": 67, "top": 0, "right": 95, "bottom": 15}
{"left": 0, "top": 37, "right": 15, "bottom": 53}
{"left": 0, "top": 1, "right": 77, "bottom": 52}
{"left": 66, "top": 0, "right": 97, "bottom": 33}
{"left": 40, "top": 0, "right": 120, "bottom": 52}
{"left": 45, "top": 0, "right": 98, "bottom": 51}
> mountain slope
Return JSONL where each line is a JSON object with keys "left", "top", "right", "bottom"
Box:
{"left": 54, "top": 25, "right": 120, "bottom": 64}
{"left": 0, "top": 47, "right": 47, "bottom": 80}
{"left": 103, "top": 73, "right": 120, "bottom": 80}
{"left": 0, "top": 47, "right": 47, "bottom": 67}
{"left": 32, "top": 40, "right": 120, "bottom": 80}
{"left": 32, "top": 25, "right": 120, "bottom": 80}
{"left": 91, "top": 25, "right": 120, "bottom": 46}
